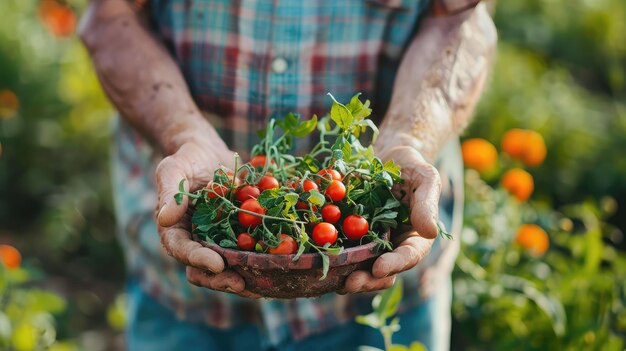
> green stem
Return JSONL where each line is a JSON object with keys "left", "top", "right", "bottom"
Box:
{"left": 382, "top": 329, "right": 393, "bottom": 351}
{"left": 236, "top": 206, "right": 307, "bottom": 225}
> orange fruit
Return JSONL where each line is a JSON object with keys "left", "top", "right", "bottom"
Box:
{"left": 0, "top": 244, "right": 21, "bottom": 269}
{"left": 501, "top": 129, "right": 547, "bottom": 166}
{"left": 501, "top": 168, "right": 534, "bottom": 201}
{"left": 461, "top": 138, "right": 498, "bottom": 173}
{"left": 522, "top": 131, "right": 547, "bottom": 166}
{"left": 515, "top": 224, "right": 549, "bottom": 256}
{"left": 501, "top": 129, "right": 527, "bottom": 159}
{"left": 39, "top": 0, "right": 76, "bottom": 37}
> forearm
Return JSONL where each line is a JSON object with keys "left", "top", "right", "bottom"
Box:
{"left": 79, "top": 0, "right": 226, "bottom": 155}
{"left": 377, "top": 4, "right": 497, "bottom": 161}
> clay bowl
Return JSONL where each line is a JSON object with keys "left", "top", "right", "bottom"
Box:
{"left": 196, "top": 231, "right": 389, "bottom": 299}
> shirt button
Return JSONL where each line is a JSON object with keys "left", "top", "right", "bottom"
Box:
{"left": 271, "top": 57, "right": 288, "bottom": 73}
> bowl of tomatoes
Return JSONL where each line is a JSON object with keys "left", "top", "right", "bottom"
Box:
{"left": 177, "top": 94, "right": 406, "bottom": 298}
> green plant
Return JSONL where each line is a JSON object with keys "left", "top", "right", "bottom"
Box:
{"left": 356, "top": 279, "right": 427, "bottom": 351}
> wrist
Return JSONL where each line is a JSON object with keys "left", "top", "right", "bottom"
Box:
{"left": 162, "top": 112, "right": 228, "bottom": 155}
{"left": 375, "top": 128, "right": 437, "bottom": 163}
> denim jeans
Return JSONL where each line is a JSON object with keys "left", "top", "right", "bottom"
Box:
{"left": 125, "top": 278, "right": 451, "bottom": 351}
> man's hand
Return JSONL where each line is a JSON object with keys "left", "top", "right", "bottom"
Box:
{"left": 155, "top": 140, "right": 260, "bottom": 298}
{"left": 340, "top": 144, "right": 441, "bottom": 293}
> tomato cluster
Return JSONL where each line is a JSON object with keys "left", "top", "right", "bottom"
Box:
{"left": 206, "top": 155, "right": 371, "bottom": 254}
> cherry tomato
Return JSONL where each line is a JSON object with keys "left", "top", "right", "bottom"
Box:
{"left": 316, "top": 169, "right": 342, "bottom": 185}
{"left": 296, "top": 201, "right": 317, "bottom": 212}
{"left": 257, "top": 174, "right": 280, "bottom": 191}
{"left": 206, "top": 181, "right": 228, "bottom": 198}
{"left": 238, "top": 199, "right": 266, "bottom": 228}
{"left": 312, "top": 222, "right": 338, "bottom": 246}
{"left": 268, "top": 234, "right": 298, "bottom": 255}
{"left": 250, "top": 155, "right": 275, "bottom": 168}
{"left": 237, "top": 233, "right": 256, "bottom": 251}
{"left": 207, "top": 170, "right": 241, "bottom": 198}
{"left": 236, "top": 185, "right": 260, "bottom": 202}
{"left": 303, "top": 180, "right": 318, "bottom": 192}
{"left": 325, "top": 180, "right": 346, "bottom": 201}
{"left": 321, "top": 204, "right": 341, "bottom": 224}
{"left": 343, "top": 214, "right": 369, "bottom": 240}
{"left": 286, "top": 178, "right": 299, "bottom": 189}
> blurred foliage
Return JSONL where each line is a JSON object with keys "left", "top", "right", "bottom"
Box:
{"left": 0, "top": 0, "right": 625, "bottom": 349}
{"left": 0, "top": 0, "right": 123, "bottom": 348}
{"left": 452, "top": 0, "right": 626, "bottom": 347}
{"left": 0, "top": 262, "right": 77, "bottom": 350}
{"left": 453, "top": 169, "right": 625, "bottom": 350}
{"left": 471, "top": 0, "right": 626, "bottom": 232}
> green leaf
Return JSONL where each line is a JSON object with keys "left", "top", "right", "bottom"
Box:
{"left": 192, "top": 203, "right": 217, "bottom": 225}
{"left": 307, "top": 189, "right": 326, "bottom": 206}
{"left": 374, "top": 278, "right": 403, "bottom": 320}
{"left": 388, "top": 345, "right": 409, "bottom": 351}
{"left": 328, "top": 93, "right": 353, "bottom": 129}
{"left": 291, "top": 115, "right": 318, "bottom": 137}
{"left": 320, "top": 253, "right": 330, "bottom": 280}
{"left": 174, "top": 179, "right": 186, "bottom": 205}
{"left": 219, "top": 239, "right": 238, "bottom": 249}
{"left": 282, "top": 193, "right": 299, "bottom": 216}
{"left": 342, "top": 141, "right": 353, "bottom": 161}
{"left": 355, "top": 314, "right": 381, "bottom": 329}
{"left": 276, "top": 112, "right": 299, "bottom": 131}
{"left": 26, "top": 290, "right": 67, "bottom": 314}
{"left": 382, "top": 197, "right": 401, "bottom": 210}
{"left": 345, "top": 93, "right": 372, "bottom": 121}
{"left": 322, "top": 245, "right": 343, "bottom": 255}
{"left": 383, "top": 160, "right": 402, "bottom": 181}
{"left": 374, "top": 171, "right": 394, "bottom": 188}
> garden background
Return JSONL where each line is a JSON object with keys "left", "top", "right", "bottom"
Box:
{"left": 0, "top": 0, "right": 624, "bottom": 350}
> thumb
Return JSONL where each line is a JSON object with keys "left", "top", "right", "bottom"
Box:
{"left": 155, "top": 155, "right": 190, "bottom": 227}
{"left": 409, "top": 162, "right": 441, "bottom": 239}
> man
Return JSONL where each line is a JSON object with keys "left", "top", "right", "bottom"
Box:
{"left": 80, "top": 0, "right": 496, "bottom": 350}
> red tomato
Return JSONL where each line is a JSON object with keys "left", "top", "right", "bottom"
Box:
{"left": 303, "top": 180, "right": 318, "bottom": 192}
{"left": 268, "top": 234, "right": 298, "bottom": 254}
{"left": 296, "top": 201, "right": 317, "bottom": 212}
{"left": 207, "top": 170, "right": 241, "bottom": 198}
{"left": 238, "top": 199, "right": 266, "bottom": 228}
{"left": 237, "top": 233, "right": 256, "bottom": 251}
{"left": 312, "top": 222, "right": 338, "bottom": 246}
{"left": 343, "top": 215, "right": 369, "bottom": 240}
{"left": 325, "top": 180, "right": 346, "bottom": 201}
{"left": 317, "top": 169, "right": 342, "bottom": 184}
{"left": 236, "top": 185, "right": 260, "bottom": 202}
{"left": 257, "top": 174, "right": 280, "bottom": 191}
{"left": 321, "top": 204, "right": 341, "bottom": 224}
{"left": 206, "top": 181, "right": 228, "bottom": 198}
{"left": 250, "top": 155, "right": 275, "bottom": 168}
{"left": 286, "top": 178, "right": 299, "bottom": 189}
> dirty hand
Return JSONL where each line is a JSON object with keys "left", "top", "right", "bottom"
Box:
{"left": 155, "top": 139, "right": 260, "bottom": 298}
{"left": 340, "top": 145, "right": 440, "bottom": 293}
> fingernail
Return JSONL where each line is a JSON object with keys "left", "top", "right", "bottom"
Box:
{"left": 158, "top": 203, "right": 168, "bottom": 221}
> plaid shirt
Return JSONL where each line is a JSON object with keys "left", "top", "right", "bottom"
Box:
{"left": 113, "top": 0, "right": 462, "bottom": 346}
